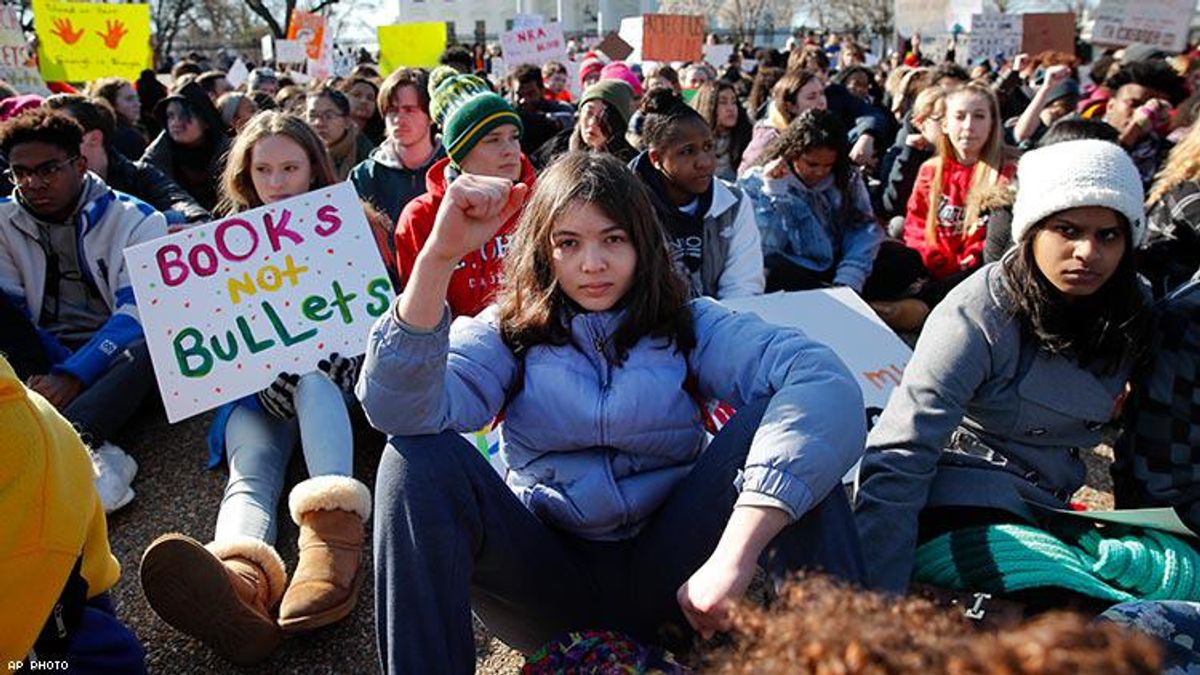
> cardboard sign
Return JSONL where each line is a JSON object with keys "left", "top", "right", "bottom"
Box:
{"left": 1020, "top": 13, "right": 1075, "bottom": 57}
{"left": 124, "top": 182, "right": 392, "bottom": 423}
{"left": 378, "top": 22, "right": 446, "bottom": 71}
{"left": 34, "top": 0, "right": 152, "bottom": 81}
{"left": 721, "top": 288, "right": 914, "bottom": 423}
{"left": 287, "top": 9, "right": 326, "bottom": 61}
{"left": 595, "top": 31, "right": 633, "bottom": 61}
{"left": 1091, "top": 0, "right": 1193, "bottom": 52}
{"left": 0, "top": 6, "right": 48, "bottom": 94}
{"left": 642, "top": 14, "right": 705, "bottom": 62}
{"left": 500, "top": 22, "right": 567, "bottom": 68}
{"left": 968, "top": 13, "right": 1022, "bottom": 63}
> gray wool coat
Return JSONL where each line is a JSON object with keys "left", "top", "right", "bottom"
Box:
{"left": 853, "top": 263, "right": 1131, "bottom": 593}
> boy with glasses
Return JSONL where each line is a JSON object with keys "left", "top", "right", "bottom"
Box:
{"left": 0, "top": 109, "right": 166, "bottom": 513}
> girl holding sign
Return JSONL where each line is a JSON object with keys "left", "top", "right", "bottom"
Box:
{"left": 855, "top": 140, "right": 1152, "bottom": 596}
{"left": 360, "top": 152, "right": 867, "bottom": 672}
{"left": 140, "top": 112, "right": 378, "bottom": 666}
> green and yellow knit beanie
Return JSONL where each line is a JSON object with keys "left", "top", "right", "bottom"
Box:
{"left": 428, "top": 65, "right": 523, "bottom": 167}
{"left": 913, "top": 523, "right": 1200, "bottom": 603}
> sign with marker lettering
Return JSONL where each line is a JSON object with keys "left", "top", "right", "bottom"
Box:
{"left": 500, "top": 22, "right": 566, "bottom": 68}
{"left": 721, "top": 288, "right": 913, "bottom": 428}
{"left": 1091, "top": 0, "right": 1191, "bottom": 52}
{"left": 125, "top": 182, "right": 392, "bottom": 422}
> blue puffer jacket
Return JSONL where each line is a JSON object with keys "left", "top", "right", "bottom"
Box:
{"left": 358, "top": 296, "right": 866, "bottom": 540}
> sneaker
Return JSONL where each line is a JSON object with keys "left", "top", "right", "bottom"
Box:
{"left": 95, "top": 442, "right": 138, "bottom": 485}
{"left": 91, "top": 448, "right": 135, "bottom": 514}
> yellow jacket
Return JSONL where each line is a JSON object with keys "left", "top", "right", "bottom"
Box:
{"left": 0, "top": 356, "right": 120, "bottom": 662}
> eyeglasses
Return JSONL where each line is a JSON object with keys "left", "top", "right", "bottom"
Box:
{"left": 5, "top": 156, "right": 78, "bottom": 186}
{"left": 306, "top": 110, "right": 345, "bottom": 123}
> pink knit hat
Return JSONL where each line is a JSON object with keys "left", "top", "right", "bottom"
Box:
{"left": 579, "top": 57, "right": 605, "bottom": 89}
{"left": 600, "top": 62, "right": 642, "bottom": 97}
{"left": 0, "top": 95, "right": 45, "bottom": 121}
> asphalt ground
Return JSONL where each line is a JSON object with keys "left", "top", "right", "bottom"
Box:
{"left": 102, "top": 402, "right": 1118, "bottom": 674}
{"left": 104, "top": 404, "right": 523, "bottom": 674}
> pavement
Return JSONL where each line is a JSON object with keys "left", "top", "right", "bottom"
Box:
{"left": 104, "top": 405, "right": 522, "bottom": 674}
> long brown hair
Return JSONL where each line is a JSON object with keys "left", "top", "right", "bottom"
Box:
{"left": 216, "top": 110, "right": 337, "bottom": 215}
{"left": 692, "top": 80, "right": 753, "bottom": 170}
{"left": 925, "top": 82, "right": 1015, "bottom": 245}
{"left": 497, "top": 152, "right": 694, "bottom": 364}
{"left": 771, "top": 70, "right": 822, "bottom": 126}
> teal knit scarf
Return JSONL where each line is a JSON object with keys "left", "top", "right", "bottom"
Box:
{"left": 913, "top": 523, "right": 1200, "bottom": 603}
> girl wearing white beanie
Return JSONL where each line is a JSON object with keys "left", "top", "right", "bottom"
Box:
{"left": 856, "top": 138, "right": 1152, "bottom": 594}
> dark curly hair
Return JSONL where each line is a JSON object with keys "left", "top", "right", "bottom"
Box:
{"left": 639, "top": 87, "right": 707, "bottom": 150}
{"left": 1106, "top": 60, "right": 1187, "bottom": 105}
{"left": 761, "top": 109, "right": 849, "bottom": 186}
{"left": 0, "top": 108, "right": 83, "bottom": 157}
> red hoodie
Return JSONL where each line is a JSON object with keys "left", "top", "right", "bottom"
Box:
{"left": 393, "top": 155, "right": 537, "bottom": 317}
{"left": 903, "top": 156, "right": 1015, "bottom": 280}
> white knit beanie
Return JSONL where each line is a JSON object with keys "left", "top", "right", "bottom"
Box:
{"left": 1010, "top": 139, "right": 1146, "bottom": 247}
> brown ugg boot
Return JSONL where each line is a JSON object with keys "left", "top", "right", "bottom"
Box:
{"left": 140, "top": 533, "right": 287, "bottom": 666}
{"left": 277, "top": 475, "right": 371, "bottom": 633}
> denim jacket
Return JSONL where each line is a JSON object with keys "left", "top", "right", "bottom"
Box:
{"left": 740, "top": 167, "right": 882, "bottom": 292}
{"left": 358, "top": 297, "right": 865, "bottom": 540}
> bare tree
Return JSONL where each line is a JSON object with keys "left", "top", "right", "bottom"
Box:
{"left": 242, "top": 0, "right": 340, "bottom": 38}
{"left": 152, "top": 0, "right": 197, "bottom": 57}
{"left": 662, "top": 0, "right": 796, "bottom": 44}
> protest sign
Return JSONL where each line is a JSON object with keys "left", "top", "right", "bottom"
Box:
{"left": 274, "top": 39, "right": 307, "bottom": 64}
{"left": 1038, "top": 505, "right": 1199, "bottom": 539}
{"left": 1019, "top": 13, "right": 1074, "bottom": 56}
{"left": 378, "top": 22, "right": 446, "bottom": 71}
{"left": 703, "top": 44, "right": 734, "bottom": 68}
{"left": 894, "top": 0, "right": 950, "bottom": 38}
{"left": 721, "top": 288, "right": 913, "bottom": 427}
{"left": 618, "top": 16, "right": 644, "bottom": 63}
{"left": 642, "top": 14, "right": 705, "bottom": 62}
{"left": 968, "top": 13, "right": 1022, "bottom": 63}
{"left": 34, "top": 0, "right": 151, "bottom": 81}
{"left": 287, "top": 9, "right": 326, "bottom": 61}
{"left": 226, "top": 57, "right": 249, "bottom": 88}
{"left": 1091, "top": 0, "right": 1193, "bottom": 52}
{"left": 125, "top": 182, "right": 392, "bottom": 423}
{"left": 0, "top": 6, "right": 47, "bottom": 94}
{"left": 500, "top": 22, "right": 566, "bottom": 68}
{"left": 595, "top": 31, "right": 633, "bottom": 61}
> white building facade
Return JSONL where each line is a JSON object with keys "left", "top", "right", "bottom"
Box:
{"left": 395, "top": 0, "right": 656, "bottom": 41}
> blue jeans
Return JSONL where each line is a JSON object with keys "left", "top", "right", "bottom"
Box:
{"left": 1101, "top": 600, "right": 1200, "bottom": 673}
{"left": 214, "top": 372, "right": 354, "bottom": 544}
{"left": 373, "top": 398, "right": 865, "bottom": 674}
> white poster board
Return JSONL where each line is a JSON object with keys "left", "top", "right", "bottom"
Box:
{"left": 513, "top": 13, "right": 544, "bottom": 29}
{"left": 274, "top": 39, "right": 307, "bottom": 65}
{"left": 721, "top": 288, "right": 913, "bottom": 425}
{"left": 0, "top": 7, "right": 48, "bottom": 95}
{"left": 1090, "top": 0, "right": 1194, "bottom": 52}
{"left": 500, "top": 22, "right": 567, "bottom": 68}
{"left": 703, "top": 44, "right": 734, "bottom": 68}
{"left": 125, "top": 182, "right": 392, "bottom": 422}
{"left": 968, "top": 13, "right": 1023, "bottom": 63}
{"left": 894, "top": 0, "right": 950, "bottom": 37}
{"left": 226, "top": 58, "right": 249, "bottom": 88}
{"left": 618, "top": 16, "right": 644, "bottom": 63}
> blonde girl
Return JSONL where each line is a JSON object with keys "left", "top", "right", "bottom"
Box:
{"left": 1141, "top": 121, "right": 1200, "bottom": 296}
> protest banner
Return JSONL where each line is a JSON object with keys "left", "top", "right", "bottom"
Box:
{"left": 1019, "top": 13, "right": 1074, "bottom": 57}
{"left": 595, "top": 31, "right": 633, "bottom": 61}
{"left": 287, "top": 9, "right": 326, "bottom": 61}
{"left": 378, "top": 22, "right": 446, "bottom": 71}
{"left": 512, "top": 13, "right": 544, "bottom": 29}
{"left": 641, "top": 14, "right": 705, "bottom": 62}
{"left": 968, "top": 13, "right": 1022, "bottom": 63}
{"left": 499, "top": 22, "right": 567, "bottom": 68}
{"left": 0, "top": 6, "right": 48, "bottom": 94}
{"left": 124, "top": 182, "right": 392, "bottom": 423}
{"left": 33, "top": 0, "right": 151, "bottom": 81}
{"left": 721, "top": 288, "right": 913, "bottom": 429}
{"left": 1091, "top": 0, "right": 1193, "bottom": 52}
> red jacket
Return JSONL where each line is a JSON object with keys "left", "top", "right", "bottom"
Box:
{"left": 903, "top": 156, "right": 1015, "bottom": 280}
{"left": 393, "top": 155, "right": 537, "bottom": 317}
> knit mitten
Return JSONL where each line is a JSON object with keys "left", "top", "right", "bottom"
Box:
{"left": 256, "top": 372, "right": 300, "bottom": 420}
{"left": 318, "top": 353, "right": 362, "bottom": 394}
